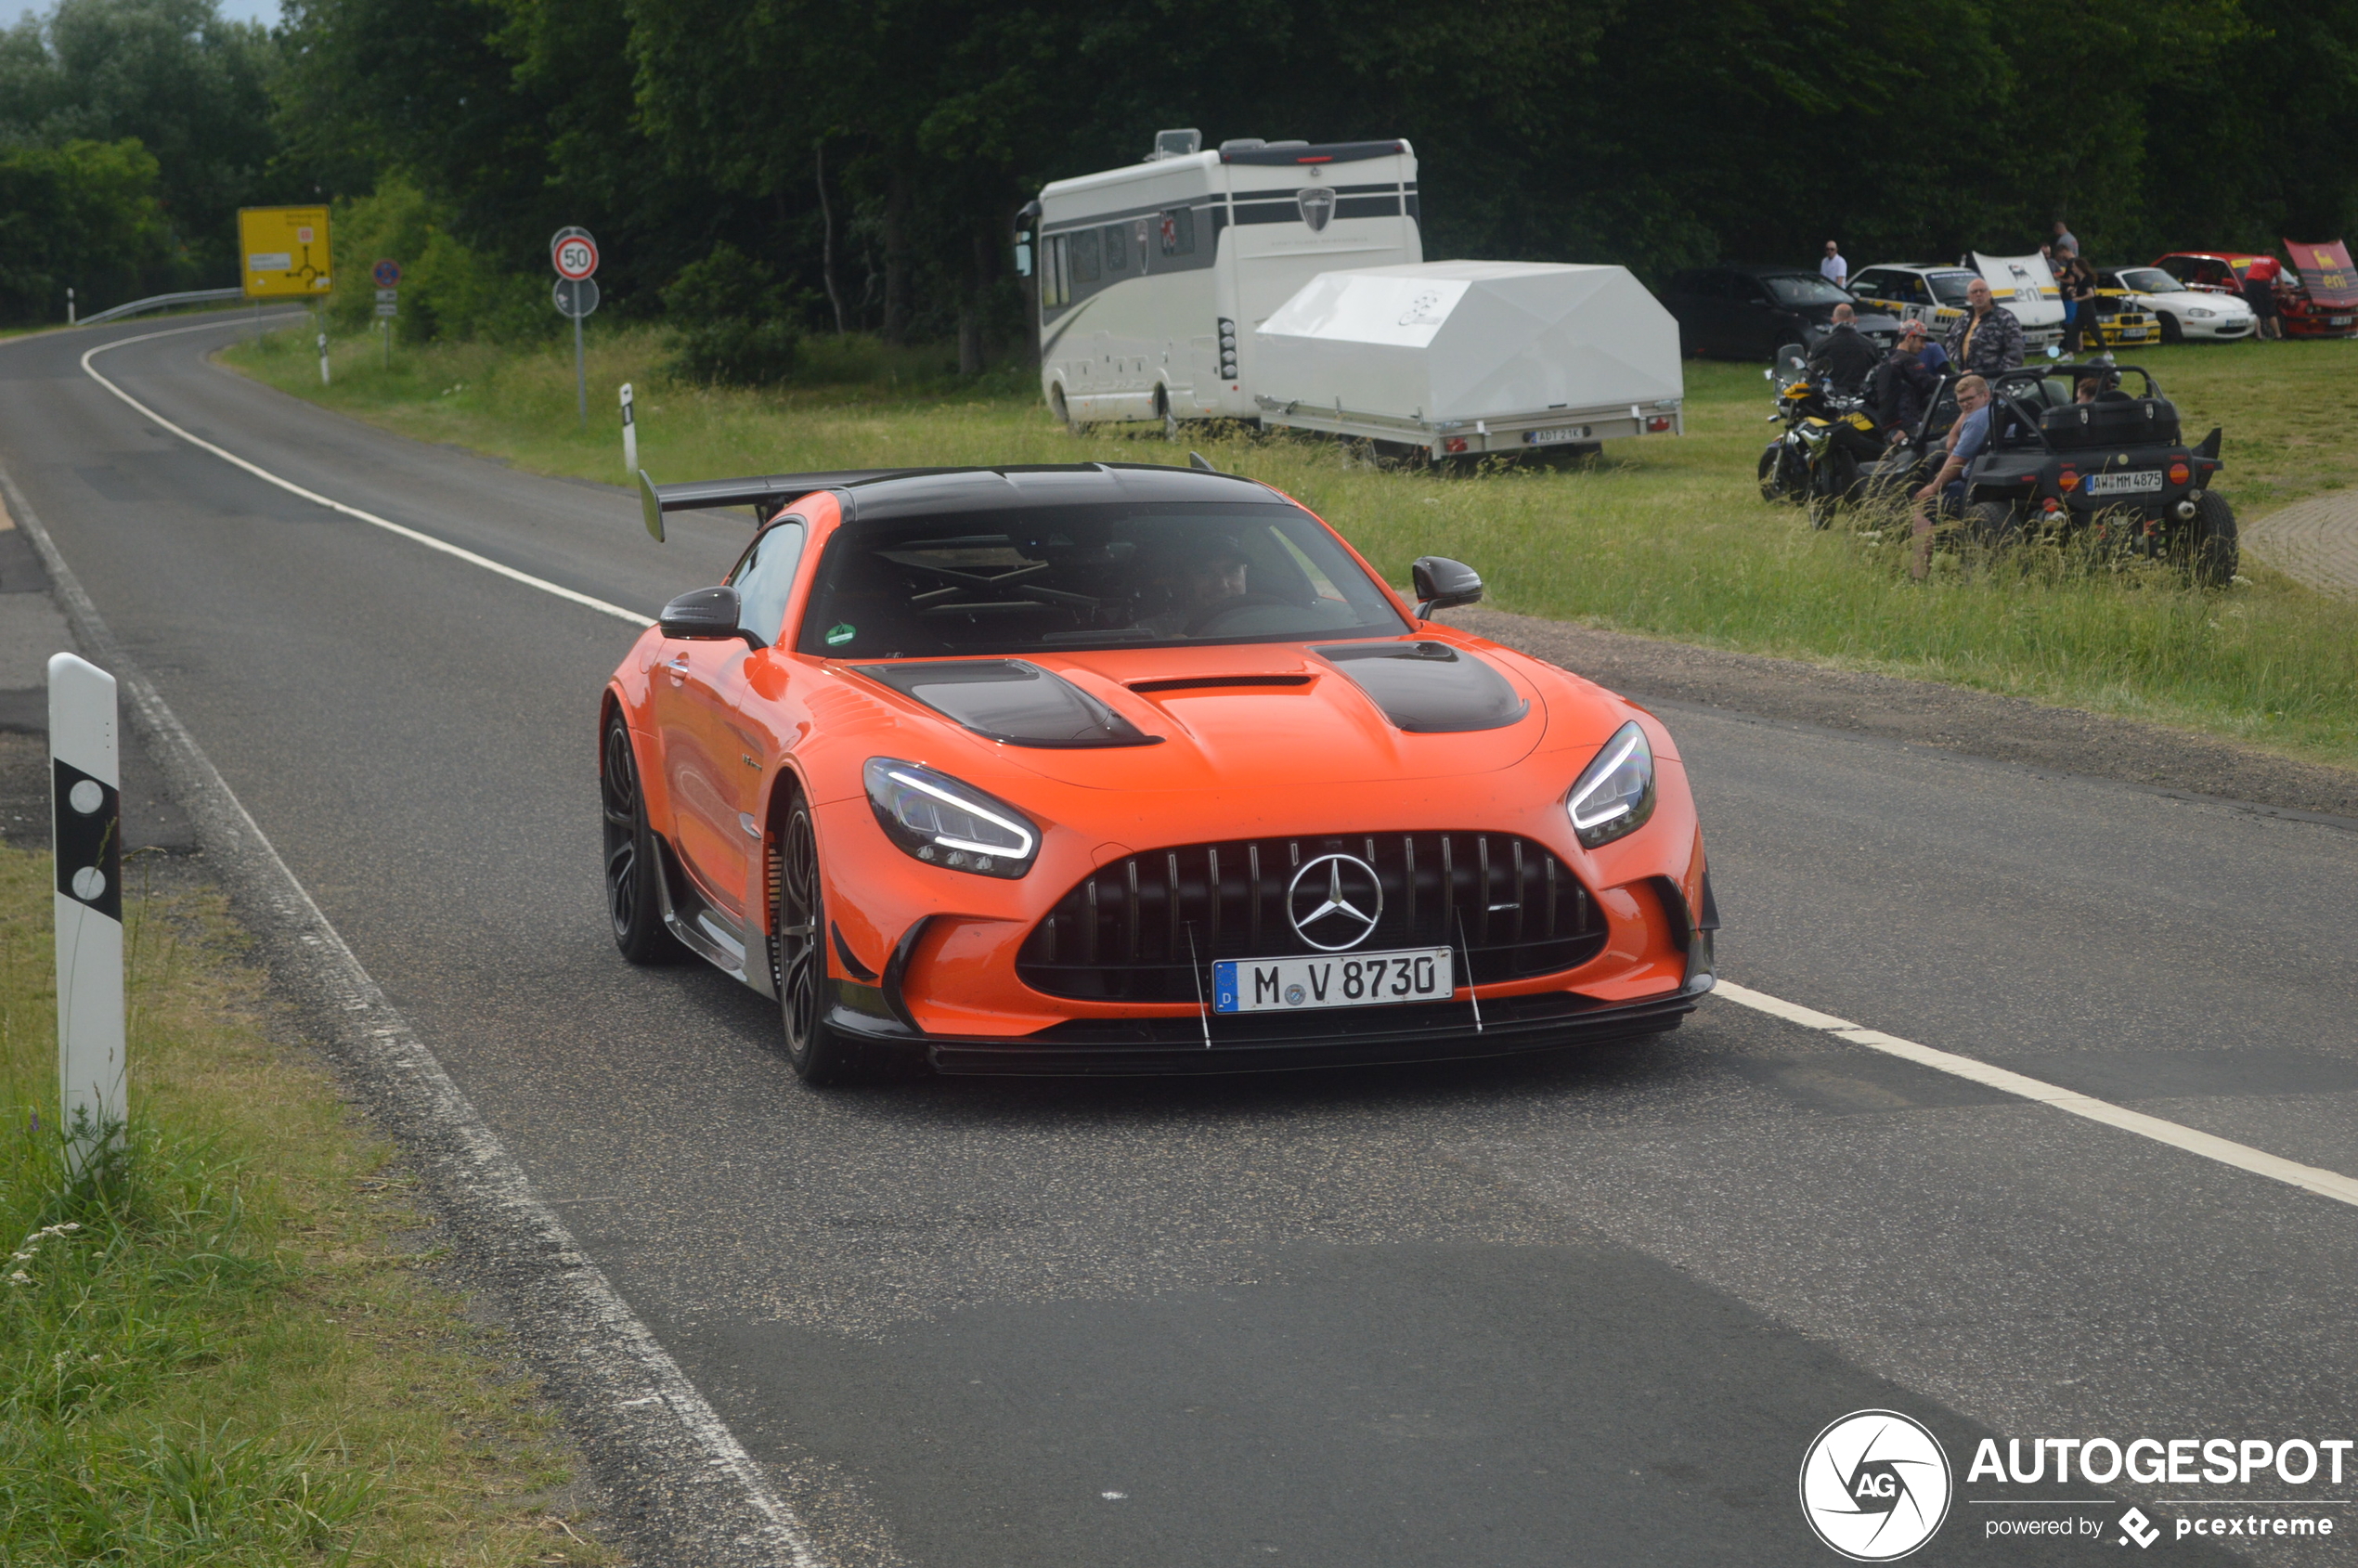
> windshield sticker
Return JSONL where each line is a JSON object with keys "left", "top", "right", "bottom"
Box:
{"left": 826, "top": 623, "right": 856, "bottom": 647}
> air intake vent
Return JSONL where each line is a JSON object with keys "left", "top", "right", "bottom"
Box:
{"left": 1017, "top": 832, "right": 1604, "bottom": 1003}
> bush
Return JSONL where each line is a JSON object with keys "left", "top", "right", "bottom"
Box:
{"left": 660, "top": 243, "right": 798, "bottom": 385}
{"left": 326, "top": 178, "right": 553, "bottom": 343}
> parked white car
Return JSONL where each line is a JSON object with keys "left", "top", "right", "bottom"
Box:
{"left": 2097, "top": 266, "right": 2256, "bottom": 342}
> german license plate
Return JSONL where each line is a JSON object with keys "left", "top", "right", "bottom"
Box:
{"left": 1522, "top": 425, "right": 1592, "bottom": 446}
{"left": 2086, "top": 470, "right": 2164, "bottom": 496}
{"left": 1213, "top": 947, "right": 1454, "bottom": 1013}
{"left": 2330, "top": 316, "right": 2354, "bottom": 327}
{"left": 2119, "top": 328, "right": 2150, "bottom": 341}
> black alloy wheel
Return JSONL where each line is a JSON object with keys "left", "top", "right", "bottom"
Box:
{"left": 773, "top": 793, "right": 864, "bottom": 1084}
{"left": 602, "top": 712, "right": 681, "bottom": 965}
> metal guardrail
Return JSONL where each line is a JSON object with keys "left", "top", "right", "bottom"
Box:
{"left": 78, "top": 287, "right": 248, "bottom": 326}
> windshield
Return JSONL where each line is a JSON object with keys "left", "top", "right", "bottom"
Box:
{"left": 1763, "top": 274, "right": 1852, "bottom": 306}
{"left": 795, "top": 500, "right": 1410, "bottom": 658}
{"left": 2116, "top": 268, "right": 2177, "bottom": 293}
{"left": 1927, "top": 271, "right": 1978, "bottom": 305}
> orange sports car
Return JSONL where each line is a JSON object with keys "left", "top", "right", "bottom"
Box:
{"left": 602, "top": 462, "right": 1717, "bottom": 1082}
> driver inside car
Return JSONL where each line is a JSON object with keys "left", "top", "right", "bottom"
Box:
{"left": 1141, "top": 534, "right": 1254, "bottom": 635}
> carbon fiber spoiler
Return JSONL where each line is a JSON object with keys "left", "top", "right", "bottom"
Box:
{"left": 636, "top": 467, "right": 945, "bottom": 541}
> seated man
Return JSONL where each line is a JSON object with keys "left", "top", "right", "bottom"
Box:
{"left": 1909, "top": 373, "right": 1992, "bottom": 578}
{"left": 1807, "top": 303, "right": 1882, "bottom": 395}
{"left": 1872, "top": 321, "right": 1941, "bottom": 442}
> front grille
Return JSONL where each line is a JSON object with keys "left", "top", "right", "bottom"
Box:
{"left": 1017, "top": 832, "right": 1606, "bottom": 1003}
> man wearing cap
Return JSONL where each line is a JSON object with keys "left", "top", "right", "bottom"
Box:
{"left": 1870, "top": 321, "right": 1942, "bottom": 442}
{"left": 1941, "top": 278, "right": 2024, "bottom": 376}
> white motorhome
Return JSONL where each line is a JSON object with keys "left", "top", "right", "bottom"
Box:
{"left": 1020, "top": 130, "right": 1422, "bottom": 426}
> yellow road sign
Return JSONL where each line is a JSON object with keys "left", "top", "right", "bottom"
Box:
{"left": 238, "top": 206, "right": 332, "bottom": 298}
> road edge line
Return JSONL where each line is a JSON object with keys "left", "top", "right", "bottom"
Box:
{"left": 1712, "top": 980, "right": 2358, "bottom": 1210}
{"left": 78, "top": 319, "right": 654, "bottom": 628}
{"left": 0, "top": 458, "right": 823, "bottom": 1568}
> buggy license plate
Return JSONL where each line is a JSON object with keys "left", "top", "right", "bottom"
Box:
{"left": 2086, "top": 470, "right": 2165, "bottom": 496}
{"left": 1213, "top": 948, "right": 1453, "bottom": 1014}
{"left": 1522, "top": 425, "right": 1593, "bottom": 446}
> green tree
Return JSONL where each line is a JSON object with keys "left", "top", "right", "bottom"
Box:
{"left": 0, "top": 136, "right": 166, "bottom": 321}
{"left": 0, "top": 0, "right": 279, "bottom": 281}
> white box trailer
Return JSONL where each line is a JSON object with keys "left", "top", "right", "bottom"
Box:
{"left": 1251, "top": 260, "right": 1684, "bottom": 458}
{"left": 1971, "top": 251, "right": 2066, "bottom": 349}
{"left": 1024, "top": 131, "right": 1422, "bottom": 426}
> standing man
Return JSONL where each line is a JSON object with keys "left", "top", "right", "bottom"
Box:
{"left": 2053, "top": 219, "right": 2080, "bottom": 259}
{"left": 1820, "top": 240, "right": 1849, "bottom": 289}
{"left": 2241, "top": 254, "right": 2284, "bottom": 340}
{"left": 1942, "top": 278, "right": 2025, "bottom": 376}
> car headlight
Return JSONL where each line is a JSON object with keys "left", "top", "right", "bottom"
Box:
{"left": 1566, "top": 720, "right": 1656, "bottom": 849}
{"left": 2188, "top": 307, "right": 2215, "bottom": 318}
{"left": 863, "top": 758, "right": 1039, "bottom": 878}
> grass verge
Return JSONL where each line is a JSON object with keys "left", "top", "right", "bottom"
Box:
{"left": 1, "top": 836, "right": 605, "bottom": 1566}
{"left": 219, "top": 322, "right": 2358, "bottom": 769}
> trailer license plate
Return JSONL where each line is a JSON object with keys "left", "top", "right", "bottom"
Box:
{"left": 1523, "top": 425, "right": 1592, "bottom": 446}
{"left": 2086, "top": 470, "right": 2164, "bottom": 496}
{"left": 1213, "top": 948, "right": 1454, "bottom": 1013}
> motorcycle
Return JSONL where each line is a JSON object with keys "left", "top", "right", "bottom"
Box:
{"left": 1758, "top": 347, "right": 1886, "bottom": 525}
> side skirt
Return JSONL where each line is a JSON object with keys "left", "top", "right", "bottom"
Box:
{"left": 650, "top": 835, "right": 779, "bottom": 1000}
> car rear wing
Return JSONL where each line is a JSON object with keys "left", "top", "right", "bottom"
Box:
{"left": 636, "top": 467, "right": 939, "bottom": 541}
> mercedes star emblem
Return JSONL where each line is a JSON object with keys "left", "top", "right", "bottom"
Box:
{"left": 1287, "top": 853, "right": 1383, "bottom": 951}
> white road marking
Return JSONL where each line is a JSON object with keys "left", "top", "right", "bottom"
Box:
{"left": 78, "top": 319, "right": 654, "bottom": 628}
{"left": 1714, "top": 980, "right": 2358, "bottom": 1210}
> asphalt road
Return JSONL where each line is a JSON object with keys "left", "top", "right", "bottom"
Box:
{"left": 5, "top": 315, "right": 2353, "bottom": 1568}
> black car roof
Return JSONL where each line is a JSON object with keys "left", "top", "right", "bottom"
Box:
{"left": 843, "top": 463, "right": 1272, "bottom": 521}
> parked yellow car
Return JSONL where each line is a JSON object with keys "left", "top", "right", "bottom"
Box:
{"left": 2085, "top": 289, "right": 2159, "bottom": 347}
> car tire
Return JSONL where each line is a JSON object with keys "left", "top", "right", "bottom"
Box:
{"left": 1964, "top": 500, "right": 2020, "bottom": 546}
{"left": 602, "top": 711, "right": 683, "bottom": 965}
{"left": 2158, "top": 313, "right": 2183, "bottom": 344}
{"left": 2189, "top": 491, "right": 2237, "bottom": 587}
{"left": 772, "top": 789, "right": 870, "bottom": 1085}
{"left": 1051, "top": 384, "right": 1085, "bottom": 435}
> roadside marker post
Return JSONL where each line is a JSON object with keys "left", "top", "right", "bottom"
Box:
{"left": 49, "top": 654, "right": 123, "bottom": 1173}
{"left": 551, "top": 227, "right": 601, "bottom": 424}
{"left": 66, "top": 288, "right": 74, "bottom": 326}
{"left": 317, "top": 330, "right": 330, "bottom": 386}
{"left": 620, "top": 382, "right": 637, "bottom": 477}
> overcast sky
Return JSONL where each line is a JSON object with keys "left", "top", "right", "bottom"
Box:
{"left": 12, "top": 0, "right": 282, "bottom": 24}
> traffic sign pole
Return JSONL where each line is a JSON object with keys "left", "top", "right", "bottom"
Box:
{"left": 550, "top": 229, "right": 601, "bottom": 428}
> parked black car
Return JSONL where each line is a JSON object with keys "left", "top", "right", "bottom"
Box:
{"left": 1662, "top": 266, "right": 1905, "bottom": 361}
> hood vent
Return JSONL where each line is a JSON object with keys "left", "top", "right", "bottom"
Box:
{"left": 855, "top": 660, "right": 1161, "bottom": 748}
{"left": 1313, "top": 641, "right": 1529, "bottom": 733}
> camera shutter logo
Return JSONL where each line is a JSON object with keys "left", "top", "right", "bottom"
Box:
{"left": 1287, "top": 854, "right": 1381, "bottom": 951}
{"left": 1297, "top": 188, "right": 1335, "bottom": 233}
{"left": 1798, "top": 1410, "right": 1952, "bottom": 1562}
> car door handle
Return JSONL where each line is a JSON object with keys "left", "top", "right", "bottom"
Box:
{"left": 664, "top": 654, "right": 689, "bottom": 685}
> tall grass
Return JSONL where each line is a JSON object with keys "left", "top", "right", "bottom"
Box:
{"left": 0, "top": 843, "right": 603, "bottom": 1566}
{"left": 222, "top": 325, "right": 2358, "bottom": 768}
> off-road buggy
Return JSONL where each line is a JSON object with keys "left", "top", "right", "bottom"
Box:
{"left": 1858, "top": 362, "right": 2235, "bottom": 584}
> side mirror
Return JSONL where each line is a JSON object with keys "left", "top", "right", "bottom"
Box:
{"left": 1411, "top": 556, "right": 1483, "bottom": 619}
{"left": 659, "top": 586, "right": 756, "bottom": 644}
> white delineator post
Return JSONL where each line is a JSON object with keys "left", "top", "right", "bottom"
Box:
{"left": 317, "top": 330, "right": 330, "bottom": 386}
{"left": 49, "top": 653, "right": 124, "bottom": 1165}
{"left": 620, "top": 382, "right": 637, "bottom": 477}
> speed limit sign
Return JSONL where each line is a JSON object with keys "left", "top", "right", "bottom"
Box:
{"left": 551, "top": 227, "right": 599, "bottom": 281}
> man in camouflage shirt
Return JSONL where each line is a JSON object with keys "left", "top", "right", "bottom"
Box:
{"left": 1942, "top": 277, "right": 2024, "bottom": 376}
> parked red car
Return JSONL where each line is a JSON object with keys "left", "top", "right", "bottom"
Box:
{"left": 2152, "top": 249, "right": 2358, "bottom": 339}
